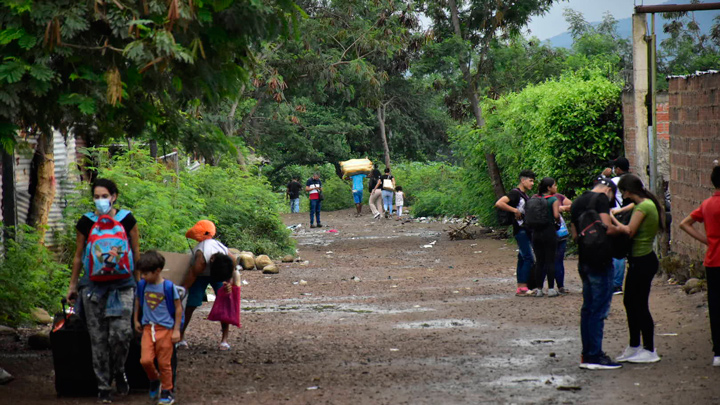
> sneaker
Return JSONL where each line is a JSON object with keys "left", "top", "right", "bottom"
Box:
{"left": 114, "top": 373, "right": 129, "bottom": 396}
{"left": 310, "top": 224, "right": 316, "bottom": 229}
{"left": 613, "top": 287, "right": 623, "bottom": 295}
{"left": 616, "top": 345, "right": 642, "bottom": 362}
{"left": 626, "top": 348, "right": 661, "bottom": 363}
{"left": 317, "top": 222, "right": 323, "bottom": 228}
{"left": 385, "top": 211, "right": 389, "bottom": 219}
{"left": 176, "top": 340, "right": 189, "bottom": 349}
{"left": 713, "top": 356, "right": 720, "bottom": 366}
{"left": 98, "top": 389, "right": 113, "bottom": 403}
{"left": 374, "top": 213, "right": 381, "bottom": 219}
{"left": 558, "top": 287, "right": 569, "bottom": 295}
{"left": 515, "top": 287, "right": 530, "bottom": 297}
{"left": 547, "top": 288, "right": 559, "bottom": 297}
{"left": 158, "top": 389, "right": 175, "bottom": 405}
{"left": 534, "top": 289, "right": 544, "bottom": 298}
{"left": 579, "top": 353, "right": 622, "bottom": 370}
{"left": 149, "top": 380, "right": 161, "bottom": 400}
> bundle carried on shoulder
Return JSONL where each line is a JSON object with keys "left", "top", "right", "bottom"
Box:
{"left": 340, "top": 158, "right": 373, "bottom": 177}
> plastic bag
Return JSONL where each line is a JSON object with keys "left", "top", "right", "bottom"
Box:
{"left": 207, "top": 285, "right": 241, "bottom": 327}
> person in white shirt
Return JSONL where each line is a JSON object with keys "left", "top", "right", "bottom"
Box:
{"left": 180, "top": 220, "right": 235, "bottom": 350}
{"left": 395, "top": 186, "right": 405, "bottom": 218}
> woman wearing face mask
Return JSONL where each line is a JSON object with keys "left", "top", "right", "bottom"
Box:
{"left": 67, "top": 178, "right": 140, "bottom": 403}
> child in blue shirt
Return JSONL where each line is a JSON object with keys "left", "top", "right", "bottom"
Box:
{"left": 133, "top": 251, "right": 181, "bottom": 405}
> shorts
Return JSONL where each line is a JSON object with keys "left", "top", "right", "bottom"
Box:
{"left": 353, "top": 190, "right": 363, "bottom": 204}
{"left": 187, "top": 276, "right": 224, "bottom": 308}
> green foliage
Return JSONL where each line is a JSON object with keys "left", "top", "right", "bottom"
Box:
{"left": 453, "top": 69, "right": 623, "bottom": 224}
{"left": 390, "top": 162, "right": 470, "bottom": 217}
{"left": 268, "top": 163, "right": 354, "bottom": 212}
{"left": 62, "top": 149, "right": 294, "bottom": 258}
{"left": 0, "top": 226, "right": 71, "bottom": 327}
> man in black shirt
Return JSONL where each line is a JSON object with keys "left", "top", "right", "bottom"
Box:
{"left": 286, "top": 177, "right": 302, "bottom": 213}
{"left": 570, "top": 178, "right": 629, "bottom": 370}
{"left": 495, "top": 169, "right": 535, "bottom": 296}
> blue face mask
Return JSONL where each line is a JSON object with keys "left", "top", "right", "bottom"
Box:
{"left": 94, "top": 198, "right": 112, "bottom": 215}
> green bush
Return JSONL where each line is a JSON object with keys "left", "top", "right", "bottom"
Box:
{"left": 62, "top": 149, "right": 295, "bottom": 258}
{"left": 0, "top": 226, "right": 71, "bottom": 327}
{"left": 390, "top": 162, "right": 471, "bottom": 217}
{"left": 267, "top": 163, "right": 354, "bottom": 212}
{"left": 452, "top": 69, "right": 623, "bottom": 224}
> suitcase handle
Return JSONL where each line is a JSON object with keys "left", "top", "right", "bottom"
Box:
{"left": 61, "top": 298, "right": 67, "bottom": 315}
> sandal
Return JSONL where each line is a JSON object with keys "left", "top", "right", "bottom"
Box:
{"left": 219, "top": 342, "right": 231, "bottom": 351}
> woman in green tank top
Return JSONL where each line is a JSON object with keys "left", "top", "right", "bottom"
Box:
{"left": 614, "top": 174, "right": 665, "bottom": 364}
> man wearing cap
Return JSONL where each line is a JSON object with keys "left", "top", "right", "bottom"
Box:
{"left": 570, "top": 178, "right": 630, "bottom": 369}
{"left": 610, "top": 157, "right": 632, "bottom": 295}
{"left": 180, "top": 220, "right": 233, "bottom": 350}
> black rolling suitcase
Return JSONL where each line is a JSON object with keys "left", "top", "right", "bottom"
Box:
{"left": 125, "top": 335, "right": 178, "bottom": 390}
{"left": 50, "top": 299, "right": 97, "bottom": 397}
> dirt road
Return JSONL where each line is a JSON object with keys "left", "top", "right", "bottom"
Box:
{"left": 2, "top": 208, "right": 719, "bottom": 404}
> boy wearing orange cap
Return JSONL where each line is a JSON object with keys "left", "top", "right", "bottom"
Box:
{"left": 180, "top": 220, "right": 233, "bottom": 350}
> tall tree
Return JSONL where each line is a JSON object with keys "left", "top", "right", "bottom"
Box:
{"left": 0, "top": 0, "right": 300, "bottom": 232}
{"left": 418, "top": 0, "right": 556, "bottom": 198}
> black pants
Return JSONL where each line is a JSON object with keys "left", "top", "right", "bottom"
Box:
{"left": 706, "top": 267, "right": 720, "bottom": 355}
{"left": 625, "top": 252, "right": 658, "bottom": 350}
{"left": 532, "top": 226, "right": 557, "bottom": 290}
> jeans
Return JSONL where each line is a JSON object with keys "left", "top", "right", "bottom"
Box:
{"left": 613, "top": 258, "right": 626, "bottom": 288}
{"left": 382, "top": 190, "right": 393, "bottom": 213}
{"left": 515, "top": 229, "right": 534, "bottom": 284}
{"left": 707, "top": 267, "right": 720, "bottom": 355}
{"left": 579, "top": 262, "right": 614, "bottom": 357}
{"left": 625, "top": 252, "right": 658, "bottom": 350}
{"left": 309, "top": 198, "right": 321, "bottom": 225}
{"left": 290, "top": 198, "right": 300, "bottom": 213}
{"left": 532, "top": 226, "right": 558, "bottom": 290}
{"left": 555, "top": 238, "right": 568, "bottom": 288}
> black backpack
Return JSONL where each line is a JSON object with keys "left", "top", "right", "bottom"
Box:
{"left": 524, "top": 195, "right": 552, "bottom": 229}
{"left": 610, "top": 210, "right": 632, "bottom": 259}
{"left": 496, "top": 188, "right": 521, "bottom": 226}
{"left": 577, "top": 193, "right": 612, "bottom": 268}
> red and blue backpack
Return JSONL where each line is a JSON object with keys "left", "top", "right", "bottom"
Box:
{"left": 82, "top": 209, "right": 134, "bottom": 282}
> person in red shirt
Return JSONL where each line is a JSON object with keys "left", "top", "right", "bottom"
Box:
{"left": 680, "top": 165, "right": 720, "bottom": 367}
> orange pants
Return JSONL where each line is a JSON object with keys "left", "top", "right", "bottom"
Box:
{"left": 140, "top": 324, "right": 174, "bottom": 391}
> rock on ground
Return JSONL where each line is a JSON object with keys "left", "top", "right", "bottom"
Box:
{"left": 255, "top": 255, "right": 273, "bottom": 270}
{"left": 30, "top": 308, "right": 52, "bottom": 324}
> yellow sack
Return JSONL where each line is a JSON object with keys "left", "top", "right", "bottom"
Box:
{"left": 340, "top": 158, "right": 373, "bottom": 177}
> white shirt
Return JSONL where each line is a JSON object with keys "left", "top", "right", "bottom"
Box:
{"left": 611, "top": 176, "right": 622, "bottom": 207}
{"left": 395, "top": 191, "right": 404, "bottom": 206}
{"left": 192, "top": 239, "right": 229, "bottom": 277}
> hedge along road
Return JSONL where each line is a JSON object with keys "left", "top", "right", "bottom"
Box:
{"left": 2, "top": 208, "right": 719, "bottom": 404}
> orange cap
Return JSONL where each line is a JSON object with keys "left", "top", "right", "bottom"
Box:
{"left": 185, "top": 220, "right": 216, "bottom": 242}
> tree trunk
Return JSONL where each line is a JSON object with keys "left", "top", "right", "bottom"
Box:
{"left": 447, "top": 0, "right": 506, "bottom": 198}
{"left": 149, "top": 139, "right": 158, "bottom": 159}
{"left": 377, "top": 105, "right": 391, "bottom": 169}
{"left": 227, "top": 84, "right": 247, "bottom": 170}
{"left": 26, "top": 130, "right": 56, "bottom": 244}
{"left": 2, "top": 147, "right": 17, "bottom": 244}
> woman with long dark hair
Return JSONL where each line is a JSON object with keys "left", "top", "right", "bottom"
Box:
{"left": 67, "top": 178, "right": 140, "bottom": 403}
{"left": 531, "top": 177, "right": 561, "bottom": 297}
{"left": 615, "top": 174, "right": 665, "bottom": 363}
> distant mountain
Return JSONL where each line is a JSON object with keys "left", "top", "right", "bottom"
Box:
{"left": 545, "top": 0, "right": 720, "bottom": 49}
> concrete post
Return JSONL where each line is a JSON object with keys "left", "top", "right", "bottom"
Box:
{"left": 632, "top": 13, "right": 650, "bottom": 186}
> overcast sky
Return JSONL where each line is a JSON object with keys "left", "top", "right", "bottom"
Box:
{"left": 526, "top": 0, "right": 668, "bottom": 40}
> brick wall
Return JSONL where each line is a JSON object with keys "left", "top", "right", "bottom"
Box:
{"left": 622, "top": 92, "right": 670, "bottom": 181}
{"left": 669, "top": 72, "right": 720, "bottom": 262}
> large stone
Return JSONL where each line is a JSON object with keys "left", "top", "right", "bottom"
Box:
{"left": 0, "top": 367, "right": 13, "bottom": 385}
{"left": 282, "top": 255, "right": 295, "bottom": 263}
{"left": 28, "top": 330, "right": 51, "bottom": 350}
{"left": 262, "top": 264, "right": 279, "bottom": 274}
{"left": 255, "top": 255, "right": 273, "bottom": 270}
{"left": 239, "top": 252, "right": 256, "bottom": 270}
{"left": 31, "top": 308, "right": 52, "bottom": 324}
{"left": 684, "top": 278, "right": 702, "bottom": 293}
